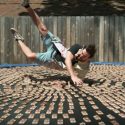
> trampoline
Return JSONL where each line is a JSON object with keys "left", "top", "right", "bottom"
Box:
{"left": 0, "top": 62, "right": 125, "bottom": 125}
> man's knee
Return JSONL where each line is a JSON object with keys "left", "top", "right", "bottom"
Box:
{"left": 27, "top": 53, "right": 36, "bottom": 60}
{"left": 38, "top": 25, "right": 48, "bottom": 36}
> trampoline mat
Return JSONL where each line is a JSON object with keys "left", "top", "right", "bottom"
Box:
{"left": 0, "top": 64, "right": 125, "bottom": 125}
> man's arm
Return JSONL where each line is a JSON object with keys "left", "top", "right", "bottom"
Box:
{"left": 65, "top": 51, "right": 83, "bottom": 86}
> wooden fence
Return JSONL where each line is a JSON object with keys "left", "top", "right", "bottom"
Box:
{"left": 0, "top": 16, "right": 125, "bottom": 64}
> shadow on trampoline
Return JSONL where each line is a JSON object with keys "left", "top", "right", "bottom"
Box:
{"left": 28, "top": 74, "right": 70, "bottom": 82}
{"left": 27, "top": 74, "right": 106, "bottom": 87}
{"left": 84, "top": 78, "right": 106, "bottom": 86}
{"left": 19, "top": 0, "right": 125, "bottom": 16}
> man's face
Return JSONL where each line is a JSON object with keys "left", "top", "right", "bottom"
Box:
{"left": 75, "top": 49, "right": 90, "bottom": 62}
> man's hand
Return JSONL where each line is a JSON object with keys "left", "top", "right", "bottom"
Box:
{"left": 65, "top": 51, "right": 83, "bottom": 86}
{"left": 71, "top": 75, "right": 83, "bottom": 86}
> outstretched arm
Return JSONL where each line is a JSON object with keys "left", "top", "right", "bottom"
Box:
{"left": 65, "top": 51, "right": 83, "bottom": 86}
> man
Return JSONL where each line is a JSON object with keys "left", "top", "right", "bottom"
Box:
{"left": 10, "top": 0, "right": 96, "bottom": 86}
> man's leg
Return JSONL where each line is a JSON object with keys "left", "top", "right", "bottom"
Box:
{"left": 21, "top": 0, "right": 48, "bottom": 36}
{"left": 18, "top": 40, "right": 36, "bottom": 60}
{"left": 10, "top": 28, "right": 36, "bottom": 60}
{"left": 10, "top": 28, "right": 56, "bottom": 62}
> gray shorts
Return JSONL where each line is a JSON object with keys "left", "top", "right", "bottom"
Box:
{"left": 36, "top": 31, "right": 61, "bottom": 62}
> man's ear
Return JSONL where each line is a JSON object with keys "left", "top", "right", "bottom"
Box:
{"left": 75, "top": 49, "right": 82, "bottom": 56}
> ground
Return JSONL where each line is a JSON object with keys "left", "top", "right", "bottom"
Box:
{"left": 0, "top": 0, "right": 125, "bottom": 16}
{"left": 0, "top": 64, "right": 125, "bottom": 124}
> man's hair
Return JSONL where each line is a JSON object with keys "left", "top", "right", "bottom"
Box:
{"left": 85, "top": 44, "right": 96, "bottom": 58}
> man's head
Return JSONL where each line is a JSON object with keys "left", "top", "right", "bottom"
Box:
{"left": 75, "top": 44, "right": 96, "bottom": 62}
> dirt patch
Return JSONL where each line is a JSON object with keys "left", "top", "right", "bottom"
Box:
{"left": 0, "top": 0, "right": 125, "bottom": 16}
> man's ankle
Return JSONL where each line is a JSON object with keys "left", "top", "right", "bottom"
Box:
{"left": 21, "top": 0, "right": 30, "bottom": 8}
